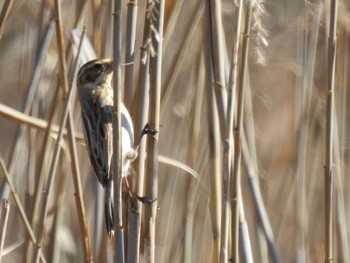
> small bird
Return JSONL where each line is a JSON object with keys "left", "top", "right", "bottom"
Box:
{"left": 77, "top": 58, "right": 135, "bottom": 237}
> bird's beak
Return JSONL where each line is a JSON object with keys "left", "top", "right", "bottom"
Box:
{"left": 102, "top": 59, "right": 114, "bottom": 73}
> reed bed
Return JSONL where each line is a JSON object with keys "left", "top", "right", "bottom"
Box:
{"left": 0, "top": 0, "right": 349, "bottom": 262}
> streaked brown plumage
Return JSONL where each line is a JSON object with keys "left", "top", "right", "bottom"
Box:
{"left": 77, "top": 58, "right": 134, "bottom": 237}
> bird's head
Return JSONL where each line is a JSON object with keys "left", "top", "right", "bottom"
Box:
{"left": 77, "top": 59, "right": 113, "bottom": 89}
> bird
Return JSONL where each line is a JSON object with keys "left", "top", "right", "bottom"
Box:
{"left": 77, "top": 58, "right": 135, "bottom": 237}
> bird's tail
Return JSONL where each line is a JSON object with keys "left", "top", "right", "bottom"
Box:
{"left": 105, "top": 182, "right": 114, "bottom": 238}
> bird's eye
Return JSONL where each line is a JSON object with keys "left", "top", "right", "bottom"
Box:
{"left": 94, "top": 63, "right": 103, "bottom": 70}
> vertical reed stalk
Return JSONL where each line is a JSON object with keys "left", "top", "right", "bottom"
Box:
{"left": 207, "top": 0, "right": 227, "bottom": 131}
{"left": 203, "top": 4, "right": 222, "bottom": 261}
{"left": 31, "top": 29, "right": 86, "bottom": 262}
{"left": 231, "top": 2, "right": 253, "bottom": 262}
{"left": 128, "top": 0, "right": 151, "bottom": 260}
{"left": 144, "top": 1, "right": 164, "bottom": 262}
{"left": 325, "top": 0, "right": 338, "bottom": 262}
{"left": 29, "top": 22, "right": 88, "bottom": 262}
{"left": 112, "top": 1, "right": 125, "bottom": 262}
{"left": 239, "top": 196, "right": 253, "bottom": 263}
{"left": 333, "top": 112, "right": 350, "bottom": 262}
{"left": 65, "top": 47, "right": 93, "bottom": 263}
{"left": 53, "top": 3, "right": 93, "bottom": 259}
{"left": 219, "top": 0, "right": 243, "bottom": 262}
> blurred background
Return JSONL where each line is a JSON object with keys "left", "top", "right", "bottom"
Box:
{"left": 0, "top": 0, "right": 349, "bottom": 262}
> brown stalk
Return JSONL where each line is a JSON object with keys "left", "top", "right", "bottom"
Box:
{"left": 53, "top": 0, "right": 92, "bottom": 262}
{"left": 0, "top": 103, "right": 84, "bottom": 143}
{"left": 31, "top": 20, "right": 91, "bottom": 262}
{"left": 219, "top": 1, "right": 243, "bottom": 262}
{"left": 144, "top": 1, "right": 165, "bottom": 262}
{"left": 124, "top": 0, "right": 146, "bottom": 261}
{"left": 231, "top": 2, "right": 253, "bottom": 262}
{"left": 207, "top": 0, "right": 228, "bottom": 134}
{"left": 332, "top": 111, "right": 350, "bottom": 262}
{"left": 53, "top": 2, "right": 93, "bottom": 260}
{"left": 337, "top": 31, "right": 350, "bottom": 263}
{"left": 325, "top": 0, "right": 338, "bottom": 262}
{"left": 127, "top": 1, "right": 153, "bottom": 261}
{"left": 203, "top": 5, "right": 222, "bottom": 262}
{"left": 112, "top": 0, "right": 125, "bottom": 262}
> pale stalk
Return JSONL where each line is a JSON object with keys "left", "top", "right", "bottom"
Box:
{"left": 112, "top": 0, "right": 125, "bottom": 262}
{"left": 54, "top": 8, "right": 92, "bottom": 259}
{"left": 219, "top": 1, "right": 243, "bottom": 262}
{"left": 144, "top": 1, "right": 164, "bottom": 262}
{"left": 231, "top": 3, "right": 253, "bottom": 262}
{"left": 203, "top": 7, "right": 222, "bottom": 261}
{"left": 324, "top": 0, "right": 338, "bottom": 261}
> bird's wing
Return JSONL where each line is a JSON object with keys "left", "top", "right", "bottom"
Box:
{"left": 81, "top": 102, "right": 113, "bottom": 186}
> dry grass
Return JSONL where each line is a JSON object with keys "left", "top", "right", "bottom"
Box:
{"left": 0, "top": 0, "right": 349, "bottom": 262}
